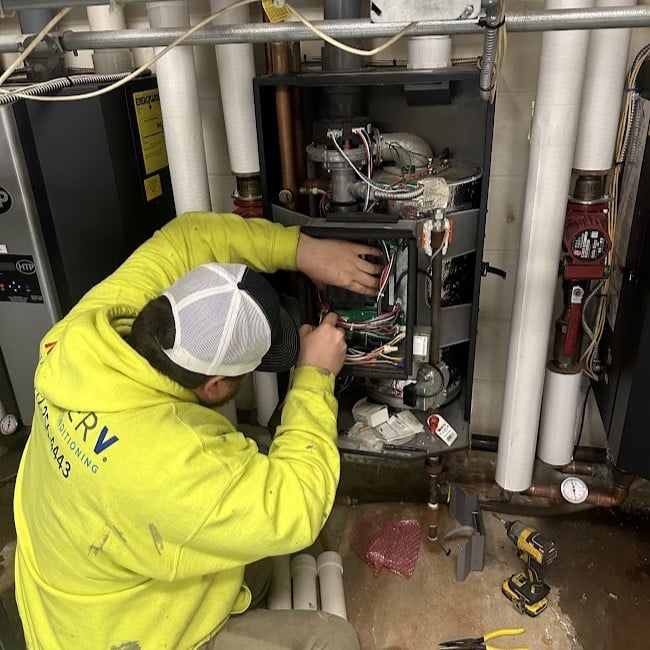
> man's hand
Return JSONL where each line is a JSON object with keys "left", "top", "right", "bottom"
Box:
{"left": 296, "top": 233, "right": 382, "bottom": 296}
{"left": 296, "top": 312, "right": 347, "bottom": 375}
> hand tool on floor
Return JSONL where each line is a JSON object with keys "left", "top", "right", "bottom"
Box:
{"left": 439, "top": 627, "right": 528, "bottom": 650}
{"left": 493, "top": 514, "right": 558, "bottom": 617}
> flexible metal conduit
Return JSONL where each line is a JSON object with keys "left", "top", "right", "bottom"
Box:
{"left": 2, "top": 8, "right": 650, "bottom": 54}
{"left": 0, "top": 72, "right": 130, "bottom": 104}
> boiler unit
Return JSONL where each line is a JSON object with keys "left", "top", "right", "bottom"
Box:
{"left": 0, "top": 75, "right": 175, "bottom": 426}
{"left": 254, "top": 61, "right": 495, "bottom": 458}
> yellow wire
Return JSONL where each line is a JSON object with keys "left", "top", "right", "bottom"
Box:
{"left": 286, "top": 3, "right": 418, "bottom": 58}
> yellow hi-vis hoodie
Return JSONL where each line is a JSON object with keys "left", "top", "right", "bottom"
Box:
{"left": 13, "top": 212, "right": 340, "bottom": 650}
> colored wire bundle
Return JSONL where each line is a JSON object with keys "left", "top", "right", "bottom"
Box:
{"left": 345, "top": 331, "right": 406, "bottom": 366}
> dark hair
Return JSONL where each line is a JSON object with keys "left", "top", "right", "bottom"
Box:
{"left": 127, "top": 296, "right": 213, "bottom": 389}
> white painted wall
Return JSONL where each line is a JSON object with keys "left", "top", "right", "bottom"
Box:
{"left": 1, "top": 0, "right": 649, "bottom": 442}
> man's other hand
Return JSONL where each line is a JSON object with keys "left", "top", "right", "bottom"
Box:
{"left": 296, "top": 234, "right": 382, "bottom": 297}
{"left": 297, "top": 313, "right": 346, "bottom": 375}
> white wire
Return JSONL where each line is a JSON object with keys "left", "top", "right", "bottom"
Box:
{"left": 286, "top": 3, "right": 417, "bottom": 58}
{"left": 0, "top": 7, "right": 71, "bottom": 87}
{"left": 0, "top": 0, "right": 256, "bottom": 102}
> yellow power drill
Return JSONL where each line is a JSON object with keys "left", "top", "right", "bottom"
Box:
{"left": 493, "top": 514, "right": 558, "bottom": 617}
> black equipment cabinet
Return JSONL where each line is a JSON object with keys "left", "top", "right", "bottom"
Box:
{"left": 594, "top": 89, "right": 650, "bottom": 479}
{"left": 254, "top": 66, "right": 494, "bottom": 455}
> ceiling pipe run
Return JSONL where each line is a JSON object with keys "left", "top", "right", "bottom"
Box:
{"left": 2, "top": 7, "right": 650, "bottom": 55}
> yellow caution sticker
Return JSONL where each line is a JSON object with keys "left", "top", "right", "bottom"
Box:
{"left": 133, "top": 89, "right": 169, "bottom": 175}
{"left": 261, "top": 0, "right": 290, "bottom": 23}
{"left": 144, "top": 174, "right": 163, "bottom": 202}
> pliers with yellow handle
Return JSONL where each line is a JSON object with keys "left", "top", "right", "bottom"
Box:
{"left": 439, "top": 627, "right": 529, "bottom": 650}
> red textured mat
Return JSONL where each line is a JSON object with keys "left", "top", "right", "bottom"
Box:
{"left": 351, "top": 517, "right": 422, "bottom": 579}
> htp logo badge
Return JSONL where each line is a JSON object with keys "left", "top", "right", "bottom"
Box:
{"left": 0, "top": 187, "right": 12, "bottom": 214}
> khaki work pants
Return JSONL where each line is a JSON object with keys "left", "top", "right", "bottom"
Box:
{"left": 202, "top": 559, "right": 360, "bottom": 650}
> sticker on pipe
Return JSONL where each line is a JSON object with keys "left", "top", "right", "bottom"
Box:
{"left": 133, "top": 89, "right": 169, "bottom": 175}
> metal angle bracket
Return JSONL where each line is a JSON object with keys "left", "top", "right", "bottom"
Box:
{"left": 447, "top": 485, "right": 486, "bottom": 581}
{"left": 370, "top": 0, "right": 481, "bottom": 22}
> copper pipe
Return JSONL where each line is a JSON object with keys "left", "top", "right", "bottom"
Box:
{"left": 290, "top": 41, "right": 306, "bottom": 189}
{"left": 557, "top": 460, "right": 596, "bottom": 476}
{"left": 524, "top": 470, "right": 634, "bottom": 507}
{"left": 270, "top": 43, "right": 297, "bottom": 209}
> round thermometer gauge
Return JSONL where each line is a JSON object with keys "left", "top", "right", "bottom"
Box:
{"left": 1, "top": 413, "right": 19, "bottom": 436}
{"left": 560, "top": 476, "right": 589, "bottom": 504}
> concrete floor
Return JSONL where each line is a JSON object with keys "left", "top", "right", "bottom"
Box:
{"left": 1, "top": 435, "right": 649, "bottom": 650}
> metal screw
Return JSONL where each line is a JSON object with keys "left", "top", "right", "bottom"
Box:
{"left": 278, "top": 189, "right": 293, "bottom": 205}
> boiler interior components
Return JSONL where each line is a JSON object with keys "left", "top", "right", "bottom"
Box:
{"left": 255, "top": 65, "right": 494, "bottom": 457}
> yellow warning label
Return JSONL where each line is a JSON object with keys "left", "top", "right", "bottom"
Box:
{"left": 133, "top": 89, "right": 168, "bottom": 175}
{"left": 261, "top": 0, "right": 290, "bottom": 23}
{"left": 144, "top": 174, "right": 163, "bottom": 202}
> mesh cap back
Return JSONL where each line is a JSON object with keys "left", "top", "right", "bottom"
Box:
{"left": 162, "top": 263, "right": 298, "bottom": 376}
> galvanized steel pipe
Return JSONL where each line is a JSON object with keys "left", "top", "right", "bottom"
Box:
{"left": 0, "top": 7, "right": 650, "bottom": 54}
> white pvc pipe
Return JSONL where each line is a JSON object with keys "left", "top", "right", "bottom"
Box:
{"left": 537, "top": 367, "right": 582, "bottom": 465}
{"left": 317, "top": 551, "right": 347, "bottom": 620}
{"left": 147, "top": 1, "right": 211, "bottom": 215}
{"left": 209, "top": 0, "right": 260, "bottom": 175}
{"left": 87, "top": 5, "right": 134, "bottom": 73}
{"left": 291, "top": 554, "right": 318, "bottom": 611}
{"left": 87, "top": 5, "right": 127, "bottom": 31}
{"left": 253, "top": 371, "right": 279, "bottom": 427}
{"left": 495, "top": 0, "right": 594, "bottom": 493}
{"left": 573, "top": 0, "right": 636, "bottom": 172}
{"left": 407, "top": 36, "right": 452, "bottom": 69}
{"left": 267, "top": 555, "right": 292, "bottom": 610}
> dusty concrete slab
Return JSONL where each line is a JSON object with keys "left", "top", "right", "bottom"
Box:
{"left": 329, "top": 502, "right": 648, "bottom": 650}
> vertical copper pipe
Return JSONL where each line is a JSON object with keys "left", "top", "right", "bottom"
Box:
{"left": 270, "top": 43, "right": 297, "bottom": 209}
{"left": 290, "top": 42, "right": 306, "bottom": 189}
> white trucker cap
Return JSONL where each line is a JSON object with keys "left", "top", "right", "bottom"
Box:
{"left": 161, "top": 263, "right": 299, "bottom": 376}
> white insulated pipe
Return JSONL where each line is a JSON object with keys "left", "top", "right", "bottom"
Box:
{"left": 147, "top": 1, "right": 211, "bottom": 215}
{"left": 537, "top": 367, "right": 583, "bottom": 465}
{"left": 317, "top": 551, "right": 347, "bottom": 620}
{"left": 209, "top": 0, "right": 260, "bottom": 175}
{"left": 573, "top": 0, "right": 636, "bottom": 172}
{"left": 537, "top": 1, "right": 634, "bottom": 466}
{"left": 407, "top": 36, "right": 452, "bottom": 69}
{"left": 253, "top": 371, "right": 279, "bottom": 427}
{"left": 291, "top": 554, "right": 318, "bottom": 611}
{"left": 267, "top": 555, "right": 292, "bottom": 610}
{"left": 209, "top": 0, "right": 273, "bottom": 426}
{"left": 495, "top": 0, "right": 593, "bottom": 492}
{"left": 87, "top": 5, "right": 134, "bottom": 73}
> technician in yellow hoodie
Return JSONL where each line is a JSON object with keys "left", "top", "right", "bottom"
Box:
{"left": 13, "top": 211, "right": 383, "bottom": 650}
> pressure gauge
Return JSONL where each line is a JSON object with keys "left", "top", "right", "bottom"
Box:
{"left": 560, "top": 476, "right": 589, "bottom": 504}
{"left": 0, "top": 413, "right": 19, "bottom": 436}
